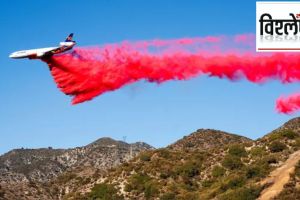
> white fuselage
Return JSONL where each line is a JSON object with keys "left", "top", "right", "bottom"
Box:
{"left": 9, "top": 42, "right": 75, "bottom": 59}
{"left": 9, "top": 47, "right": 57, "bottom": 59}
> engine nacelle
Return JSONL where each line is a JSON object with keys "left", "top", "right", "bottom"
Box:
{"left": 36, "top": 52, "right": 44, "bottom": 57}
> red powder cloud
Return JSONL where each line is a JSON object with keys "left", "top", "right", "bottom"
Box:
{"left": 43, "top": 34, "right": 300, "bottom": 114}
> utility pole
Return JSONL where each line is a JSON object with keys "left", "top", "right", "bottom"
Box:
{"left": 130, "top": 145, "right": 133, "bottom": 159}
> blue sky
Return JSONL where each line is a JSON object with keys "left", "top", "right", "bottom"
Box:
{"left": 0, "top": 0, "right": 298, "bottom": 154}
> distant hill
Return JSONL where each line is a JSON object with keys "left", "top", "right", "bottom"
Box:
{"left": 168, "top": 129, "right": 252, "bottom": 151}
{"left": 0, "top": 137, "right": 153, "bottom": 199}
{"left": 1, "top": 118, "right": 300, "bottom": 200}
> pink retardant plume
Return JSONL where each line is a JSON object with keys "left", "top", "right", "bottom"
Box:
{"left": 276, "top": 94, "right": 300, "bottom": 114}
{"left": 42, "top": 34, "right": 300, "bottom": 114}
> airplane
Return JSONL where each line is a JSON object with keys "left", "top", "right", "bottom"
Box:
{"left": 9, "top": 33, "right": 76, "bottom": 59}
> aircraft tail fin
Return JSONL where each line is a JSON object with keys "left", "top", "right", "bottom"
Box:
{"left": 65, "top": 33, "right": 74, "bottom": 42}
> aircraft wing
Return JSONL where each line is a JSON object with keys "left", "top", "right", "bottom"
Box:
{"left": 45, "top": 47, "right": 64, "bottom": 56}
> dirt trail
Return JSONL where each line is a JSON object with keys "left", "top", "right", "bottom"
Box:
{"left": 258, "top": 150, "right": 300, "bottom": 200}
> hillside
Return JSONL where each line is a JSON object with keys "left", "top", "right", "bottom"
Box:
{"left": 168, "top": 129, "right": 252, "bottom": 151}
{"left": 2, "top": 118, "right": 300, "bottom": 200}
{"left": 0, "top": 137, "right": 153, "bottom": 199}
{"left": 258, "top": 150, "right": 300, "bottom": 199}
{"left": 68, "top": 118, "right": 300, "bottom": 200}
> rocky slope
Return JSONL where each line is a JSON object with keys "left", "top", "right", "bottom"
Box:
{"left": 0, "top": 137, "right": 153, "bottom": 200}
{"left": 168, "top": 129, "right": 252, "bottom": 151}
{"left": 2, "top": 118, "right": 300, "bottom": 200}
{"left": 71, "top": 118, "right": 300, "bottom": 200}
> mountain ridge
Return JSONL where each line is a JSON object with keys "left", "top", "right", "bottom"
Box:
{"left": 72, "top": 117, "right": 300, "bottom": 200}
{"left": 1, "top": 118, "right": 300, "bottom": 199}
{"left": 168, "top": 128, "right": 252, "bottom": 151}
{"left": 0, "top": 137, "right": 154, "bottom": 199}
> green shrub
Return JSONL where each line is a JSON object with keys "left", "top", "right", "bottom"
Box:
{"left": 125, "top": 173, "right": 151, "bottom": 192}
{"left": 265, "top": 155, "right": 278, "bottom": 164}
{"left": 184, "top": 141, "right": 195, "bottom": 148}
{"left": 157, "top": 149, "right": 171, "bottom": 159}
{"left": 160, "top": 172, "right": 171, "bottom": 179}
{"left": 221, "top": 175, "right": 246, "bottom": 190}
{"left": 144, "top": 181, "right": 159, "bottom": 199}
{"left": 295, "top": 161, "right": 300, "bottom": 178}
{"left": 176, "top": 161, "right": 200, "bottom": 178}
{"left": 124, "top": 183, "right": 132, "bottom": 192}
{"left": 293, "top": 138, "right": 300, "bottom": 148}
{"left": 250, "top": 147, "right": 266, "bottom": 157}
{"left": 89, "top": 183, "right": 123, "bottom": 200}
{"left": 125, "top": 173, "right": 159, "bottom": 199}
{"left": 160, "top": 192, "right": 176, "bottom": 200}
{"left": 202, "top": 179, "right": 214, "bottom": 188}
{"left": 177, "top": 191, "right": 199, "bottom": 200}
{"left": 268, "top": 132, "right": 281, "bottom": 141}
{"left": 281, "top": 129, "right": 298, "bottom": 139}
{"left": 249, "top": 156, "right": 275, "bottom": 178}
{"left": 222, "top": 155, "right": 243, "bottom": 170}
{"left": 245, "top": 166, "right": 263, "bottom": 179}
{"left": 228, "top": 144, "right": 247, "bottom": 157}
{"left": 269, "top": 141, "right": 287, "bottom": 153}
{"left": 140, "top": 152, "right": 152, "bottom": 162}
{"left": 275, "top": 187, "right": 300, "bottom": 200}
{"left": 269, "top": 129, "right": 298, "bottom": 141}
{"left": 212, "top": 166, "right": 226, "bottom": 178}
{"left": 220, "top": 185, "right": 262, "bottom": 200}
